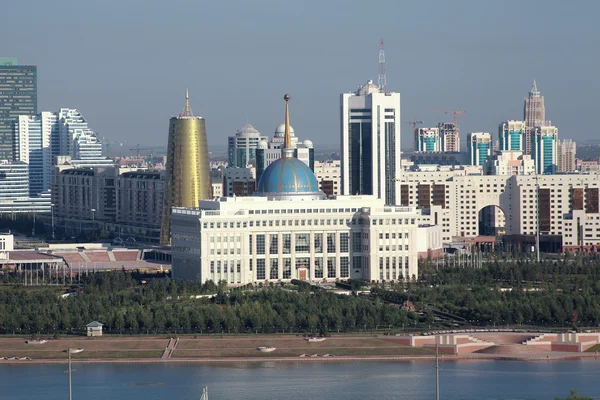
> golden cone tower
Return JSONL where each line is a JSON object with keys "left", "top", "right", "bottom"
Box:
{"left": 160, "top": 90, "right": 212, "bottom": 245}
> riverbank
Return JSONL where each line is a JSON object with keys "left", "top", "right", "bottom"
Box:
{"left": 1, "top": 334, "right": 599, "bottom": 365}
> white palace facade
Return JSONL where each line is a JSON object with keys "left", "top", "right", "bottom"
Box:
{"left": 171, "top": 95, "right": 427, "bottom": 284}
{"left": 171, "top": 195, "right": 420, "bottom": 284}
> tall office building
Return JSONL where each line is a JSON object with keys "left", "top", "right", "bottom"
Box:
{"left": 415, "top": 128, "right": 441, "bottom": 152}
{"left": 467, "top": 132, "right": 492, "bottom": 167}
{"left": 524, "top": 80, "right": 546, "bottom": 155}
{"left": 160, "top": 90, "right": 212, "bottom": 245}
{"left": 0, "top": 58, "right": 37, "bottom": 161}
{"left": 533, "top": 125, "right": 558, "bottom": 175}
{"left": 499, "top": 120, "right": 526, "bottom": 152}
{"left": 557, "top": 139, "right": 576, "bottom": 173}
{"left": 438, "top": 122, "right": 460, "bottom": 153}
{"left": 341, "top": 80, "right": 400, "bottom": 205}
{"left": 13, "top": 112, "right": 58, "bottom": 196}
{"left": 227, "top": 123, "right": 267, "bottom": 168}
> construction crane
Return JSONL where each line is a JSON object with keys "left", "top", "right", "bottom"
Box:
{"left": 101, "top": 138, "right": 129, "bottom": 157}
{"left": 404, "top": 120, "right": 424, "bottom": 133}
{"left": 130, "top": 144, "right": 165, "bottom": 157}
{"left": 427, "top": 106, "right": 466, "bottom": 152}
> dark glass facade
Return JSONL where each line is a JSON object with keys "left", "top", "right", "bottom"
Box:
{"left": 0, "top": 62, "right": 37, "bottom": 161}
{"left": 348, "top": 119, "right": 372, "bottom": 196}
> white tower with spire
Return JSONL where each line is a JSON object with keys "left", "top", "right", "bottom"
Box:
{"left": 524, "top": 80, "right": 546, "bottom": 155}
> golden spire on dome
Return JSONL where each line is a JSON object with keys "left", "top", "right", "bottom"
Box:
{"left": 284, "top": 94, "right": 291, "bottom": 150}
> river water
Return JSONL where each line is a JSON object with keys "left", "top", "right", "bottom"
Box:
{"left": 2, "top": 360, "right": 599, "bottom": 400}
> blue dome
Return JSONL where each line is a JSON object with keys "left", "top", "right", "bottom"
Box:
{"left": 257, "top": 157, "right": 320, "bottom": 194}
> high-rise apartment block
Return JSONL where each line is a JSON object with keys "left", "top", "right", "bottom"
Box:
{"left": 0, "top": 161, "right": 49, "bottom": 213}
{"left": 13, "top": 108, "right": 110, "bottom": 196}
{"left": 467, "top": 132, "right": 492, "bottom": 167}
{"left": 341, "top": 80, "right": 400, "bottom": 205}
{"left": 228, "top": 124, "right": 267, "bottom": 168}
{"left": 438, "top": 122, "right": 460, "bottom": 153}
{"left": 533, "top": 125, "right": 558, "bottom": 175}
{"left": 557, "top": 139, "right": 577, "bottom": 173}
{"left": 524, "top": 80, "right": 546, "bottom": 155}
{"left": 415, "top": 128, "right": 441, "bottom": 152}
{"left": 499, "top": 120, "right": 526, "bottom": 152}
{"left": 0, "top": 58, "right": 37, "bottom": 161}
{"left": 13, "top": 112, "right": 57, "bottom": 196}
{"left": 160, "top": 91, "right": 212, "bottom": 245}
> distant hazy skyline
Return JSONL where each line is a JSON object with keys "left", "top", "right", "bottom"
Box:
{"left": 2, "top": 0, "right": 599, "bottom": 150}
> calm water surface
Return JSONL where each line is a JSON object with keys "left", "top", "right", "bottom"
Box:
{"left": 2, "top": 360, "right": 599, "bottom": 400}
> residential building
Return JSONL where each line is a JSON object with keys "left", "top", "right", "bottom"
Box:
{"left": 115, "top": 171, "right": 165, "bottom": 242}
{"left": 467, "top": 132, "right": 492, "bottom": 167}
{"left": 402, "top": 151, "right": 468, "bottom": 169}
{"left": 499, "top": 120, "right": 526, "bottom": 152}
{"left": 160, "top": 90, "right": 212, "bottom": 245}
{"left": 438, "top": 122, "right": 460, "bottom": 153}
{"left": 51, "top": 164, "right": 165, "bottom": 242}
{"left": 415, "top": 128, "right": 441, "bottom": 152}
{"left": 314, "top": 160, "right": 341, "bottom": 197}
{"left": 397, "top": 170, "right": 600, "bottom": 251}
{"left": 557, "top": 139, "right": 577, "bottom": 173}
{"left": 0, "top": 161, "right": 50, "bottom": 214}
{"left": 524, "top": 80, "right": 546, "bottom": 155}
{"left": 222, "top": 167, "right": 255, "bottom": 197}
{"left": 0, "top": 58, "right": 37, "bottom": 161}
{"left": 533, "top": 125, "right": 558, "bottom": 174}
{"left": 13, "top": 112, "right": 57, "bottom": 196}
{"left": 341, "top": 80, "right": 400, "bottom": 205}
{"left": 485, "top": 151, "right": 535, "bottom": 176}
{"left": 228, "top": 123, "right": 267, "bottom": 168}
{"left": 58, "top": 108, "right": 104, "bottom": 161}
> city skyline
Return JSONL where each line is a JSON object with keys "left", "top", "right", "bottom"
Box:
{"left": 1, "top": 0, "right": 598, "bottom": 150}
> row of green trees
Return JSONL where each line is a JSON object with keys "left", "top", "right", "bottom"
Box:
{"left": 0, "top": 271, "right": 418, "bottom": 335}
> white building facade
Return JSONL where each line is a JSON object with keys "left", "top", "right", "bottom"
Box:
{"left": 171, "top": 196, "right": 421, "bottom": 284}
{"left": 398, "top": 170, "right": 600, "bottom": 250}
{"left": 341, "top": 80, "right": 400, "bottom": 205}
{"left": 13, "top": 112, "right": 57, "bottom": 196}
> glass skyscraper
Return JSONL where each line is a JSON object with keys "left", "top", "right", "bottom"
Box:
{"left": 533, "top": 125, "right": 558, "bottom": 175}
{"left": 467, "top": 132, "right": 492, "bottom": 167}
{"left": 0, "top": 58, "right": 37, "bottom": 161}
{"left": 499, "top": 120, "right": 526, "bottom": 152}
{"left": 341, "top": 80, "right": 400, "bottom": 205}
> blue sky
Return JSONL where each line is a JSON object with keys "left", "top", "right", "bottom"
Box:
{"left": 2, "top": 0, "right": 599, "bottom": 150}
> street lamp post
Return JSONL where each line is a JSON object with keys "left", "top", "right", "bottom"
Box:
{"left": 91, "top": 209, "right": 96, "bottom": 237}
{"left": 66, "top": 348, "right": 84, "bottom": 400}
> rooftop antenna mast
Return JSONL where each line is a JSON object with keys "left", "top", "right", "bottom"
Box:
{"left": 180, "top": 88, "right": 194, "bottom": 117}
{"left": 378, "top": 39, "right": 386, "bottom": 93}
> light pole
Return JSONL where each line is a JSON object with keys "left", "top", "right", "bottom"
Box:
{"left": 91, "top": 209, "right": 96, "bottom": 237}
{"left": 32, "top": 212, "right": 36, "bottom": 236}
{"left": 66, "top": 348, "right": 83, "bottom": 400}
{"left": 535, "top": 174, "right": 540, "bottom": 263}
{"left": 51, "top": 204, "right": 55, "bottom": 240}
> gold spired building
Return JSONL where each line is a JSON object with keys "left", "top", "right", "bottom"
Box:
{"left": 160, "top": 90, "right": 212, "bottom": 245}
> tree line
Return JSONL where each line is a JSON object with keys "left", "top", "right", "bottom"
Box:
{"left": 0, "top": 271, "right": 417, "bottom": 335}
